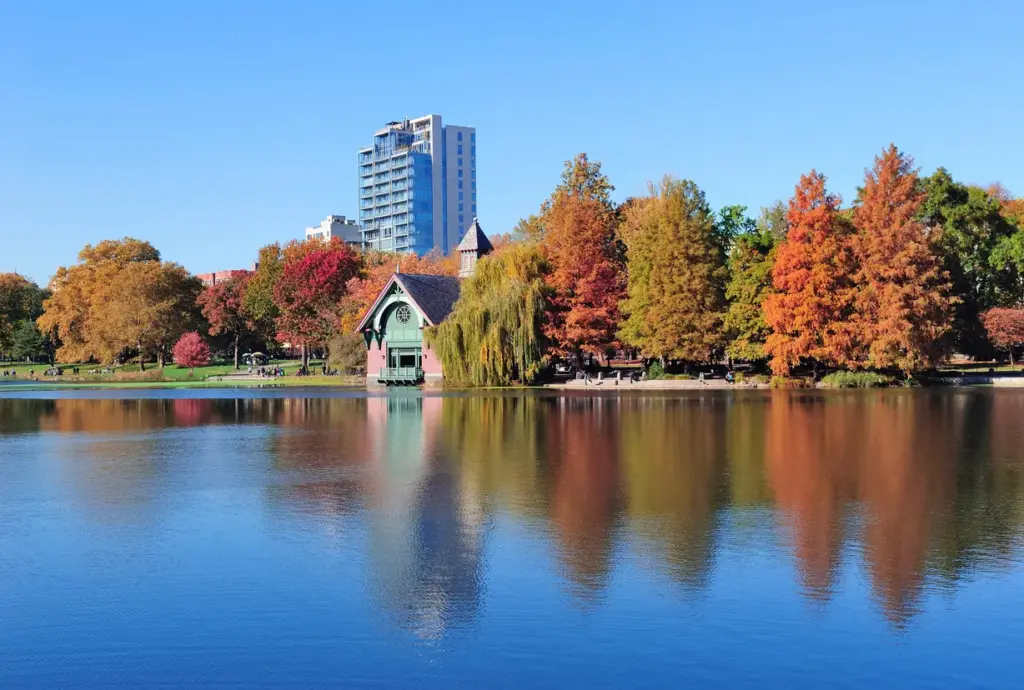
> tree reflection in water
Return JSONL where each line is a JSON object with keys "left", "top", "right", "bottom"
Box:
{"left": 3, "top": 388, "right": 1024, "bottom": 629}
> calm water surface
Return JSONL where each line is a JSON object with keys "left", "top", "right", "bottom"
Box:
{"left": 1, "top": 388, "right": 1023, "bottom": 688}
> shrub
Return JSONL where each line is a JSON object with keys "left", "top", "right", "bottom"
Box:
{"left": 770, "top": 375, "right": 811, "bottom": 389}
{"left": 172, "top": 332, "right": 211, "bottom": 376}
{"left": 328, "top": 332, "right": 366, "bottom": 374}
{"left": 646, "top": 361, "right": 666, "bottom": 380}
{"left": 818, "top": 371, "right": 894, "bottom": 388}
{"left": 109, "top": 369, "right": 164, "bottom": 382}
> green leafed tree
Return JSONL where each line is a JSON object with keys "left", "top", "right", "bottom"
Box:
{"left": 427, "top": 243, "right": 550, "bottom": 386}
{"left": 990, "top": 229, "right": 1024, "bottom": 302}
{"left": 919, "top": 169, "right": 1022, "bottom": 356}
{"left": 724, "top": 225, "right": 777, "bottom": 363}
{"left": 11, "top": 320, "right": 48, "bottom": 362}
{"left": 618, "top": 177, "right": 728, "bottom": 362}
{"left": 0, "top": 273, "right": 47, "bottom": 356}
{"left": 757, "top": 201, "right": 790, "bottom": 242}
{"left": 716, "top": 204, "right": 756, "bottom": 257}
{"left": 722, "top": 202, "right": 788, "bottom": 363}
{"left": 512, "top": 214, "right": 545, "bottom": 243}
{"left": 243, "top": 243, "right": 283, "bottom": 343}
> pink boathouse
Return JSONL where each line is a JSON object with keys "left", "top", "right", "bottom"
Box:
{"left": 356, "top": 220, "right": 492, "bottom": 385}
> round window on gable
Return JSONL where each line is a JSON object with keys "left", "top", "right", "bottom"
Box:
{"left": 396, "top": 304, "right": 412, "bottom": 324}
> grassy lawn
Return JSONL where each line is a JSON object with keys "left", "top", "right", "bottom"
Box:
{"left": 0, "top": 359, "right": 358, "bottom": 386}
{"left": 159, "top": 359, "right": 315, "bottom": 381}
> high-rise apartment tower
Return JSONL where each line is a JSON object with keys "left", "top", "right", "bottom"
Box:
{"left": 358, "top": 115, "right": 476, "bottom": 254}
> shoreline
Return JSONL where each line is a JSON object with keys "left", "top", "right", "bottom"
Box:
{"left": 4, "top": 375, "right": 1024, "bottom": 392}
{"left": 547, "top": 379, "right": 769, "bottom": 390}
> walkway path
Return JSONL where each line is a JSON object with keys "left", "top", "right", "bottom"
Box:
{"left": 548, "top": 378, "right": 767, "bottom": 390}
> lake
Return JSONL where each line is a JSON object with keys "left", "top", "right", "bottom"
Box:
{"left": 1, "top": 388, "right": 1023, "bottom": 688}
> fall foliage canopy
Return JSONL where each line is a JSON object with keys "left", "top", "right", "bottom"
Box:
{"left": 197, "top": 274, "right": 254, "bottom": 369}
{"left": 764, "top": 172, "right": 860, "bottom": 375}
{"left": 981, "top": 308, "right": 1024, "bottom": 366}
{"left": 541, "top": 154, "right": 625, "bottom": 356}
{"left": 852, "top": 145, "right": 954, "bottom": 373}
{"left": 273, "top": 239, "right": 360, "bottom": 361}
{"left": 37, "top": 238, "right": 201, "bottom": 368}
{"left": 619, "top": 177, "right": 728, "bottom": 361}
{"left": 20, "top": 146, "right": 1024, "bottom": 378}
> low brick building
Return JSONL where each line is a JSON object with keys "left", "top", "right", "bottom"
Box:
{"left": 196, "top": 269, "right": 251, "bottom": 287}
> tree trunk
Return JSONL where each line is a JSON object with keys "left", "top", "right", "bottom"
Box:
{"left": 233, "top": 333, "right": 240, "bottom": 370}
{"left": 158, "top": 347, "right": 165, "bottom": 369}
{"left": 138, "top": 341, "right": 145, "bottom": 372}
{"left": 301, "top": 343, "right": 308, "bottom": 370}
{"left": 1010, "top": 347, "right": 1015, "bottom": 370}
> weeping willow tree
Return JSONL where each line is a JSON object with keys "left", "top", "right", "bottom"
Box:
{"left": 426, "top": 244, "right": 550, "bottom": 386}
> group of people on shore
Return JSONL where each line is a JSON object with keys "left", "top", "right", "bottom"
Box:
{"left": 248, "top": 365, "right": 285, "bottom": 378}
{"left": 575, "top": 368, "right": 738, "bottom": 385}
{"left": 3, "top": 366, "right": 82, "bottom": 380}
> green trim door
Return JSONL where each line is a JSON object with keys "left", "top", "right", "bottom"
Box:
{"left": 388, "top": 347, "right": 421, "bottom": 369}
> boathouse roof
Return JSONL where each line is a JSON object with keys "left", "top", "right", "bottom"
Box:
{"left": 395, "top": 273, "right": 462, "bottom": 325}
{"left": 355, "top": 273, "right": 462, "bottom": 332}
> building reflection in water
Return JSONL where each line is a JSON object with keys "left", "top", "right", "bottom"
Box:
{"left": 2, "top": 389, "right": 1024, "bottom": 629}
{"left": 364, "top": 395, "right": 485, "bottom": 638}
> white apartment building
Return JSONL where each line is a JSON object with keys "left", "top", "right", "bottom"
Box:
{"left": 305, "top": 215, "right": 362, "bottom": 246}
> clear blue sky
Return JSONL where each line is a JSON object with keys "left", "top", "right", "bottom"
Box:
{"left": 2, "top": 0, "right": 1022, "bottom": 286}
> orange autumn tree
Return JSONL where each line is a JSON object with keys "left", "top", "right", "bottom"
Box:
{"left": 764, "top": 171, "right": 859, "bottom": 375}
{"left": 853, "top": 145, "right": 954, "bottom": 373}
{"left": 541, "top": 154, "right": 625, "bottom": 360}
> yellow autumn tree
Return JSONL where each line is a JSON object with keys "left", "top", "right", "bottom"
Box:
{"left": 38, "top": 238, "right": 201, "bottom": 367}
{"left": 618, "top": 177, "right": 728, "bottom": 362}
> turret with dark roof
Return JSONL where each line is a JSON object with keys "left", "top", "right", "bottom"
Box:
{"left": 457, "top": 218, "right": 493, "bottom": 278}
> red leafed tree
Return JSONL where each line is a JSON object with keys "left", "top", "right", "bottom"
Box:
{"left": 544, "top": 194, "right": 625, "bottom": 357}
{"left": 273, "top": 239, "right": 360, "bottom": 368}
{"left": 541, "top": 154, "right": 625, "bottom": 359}
{"left": 981, "top": 308, "right": 1024, "bottom": 367}
{"left": 764, "top": 171, "right": 860, "bottom": 375}
{"left": 196, "top": 274, "right": 252, "bottom": 370}
{"left": 172, "top": 331, "right": 211, "bottom": 376}
{"left": 853, "top": 145, "right": 954, "bottom": 374}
